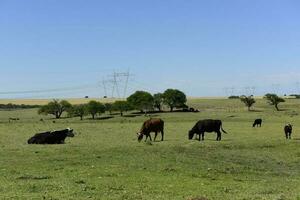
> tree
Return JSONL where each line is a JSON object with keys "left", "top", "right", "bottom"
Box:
{"left": 86, "top": 100, "right": 105, "bottom": 119}
{"left": 113, "top": 101, "right": 132, "bottom": 116}
{"left": 153, "top": 93, "right": 164, "bottom": 112}
{"left": 104, "top": 103, "right": 113, "bottom": 115}
{"left": 38, "top": 99, "right": 72, "bottom": 119}
{"left": 127, "top": 91, "right": 154, "bottom": 113}
{"left": 163, "top": 89, "right": 187, "bottom": 112}
{"left": 265, "top": 93, "right": 285, "bottom": 111}
{"left": 240, "top": 95, "right": 256, "bottom": 111}
{"left": 71, "top": 104, "right": 88, "bottom": 120}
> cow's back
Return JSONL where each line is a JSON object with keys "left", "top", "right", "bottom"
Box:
{"left": 28, "top": 132, "right": 51, "bottom": 144}
{"left": 142, "top": 118, "right": 164, "bottom": 133}
{"left": 196, "top": 119, "right": 222, "bottom": 132}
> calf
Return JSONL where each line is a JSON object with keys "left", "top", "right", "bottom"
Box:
{"left": 253, "top": 119, "right": 262, "bottom": 127}
{"left": 284, "top": 124, "right": 293, "bottom": 139}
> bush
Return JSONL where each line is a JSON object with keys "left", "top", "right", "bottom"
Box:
{"left": 228, "top": 95, "right": 240, "bottom": 99}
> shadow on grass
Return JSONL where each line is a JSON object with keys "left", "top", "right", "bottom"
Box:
{"left": 249, "top": 110, "right": 263, "bottom": 112}
{"left": 93, "top": 116, "right": 114, "bottom": 120}
{"left": 122, "top": 114, "right": 142, "bottom": 118}
{"left": 17, "top": 175, "right": 51, "bottom": 180}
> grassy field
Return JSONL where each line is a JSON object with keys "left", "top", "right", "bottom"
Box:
{"left": 0, "top": 98, "right": 300, "bottom": 200}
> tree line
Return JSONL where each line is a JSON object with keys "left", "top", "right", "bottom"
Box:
{"left": 38, "top": 89, "right": 187, "bottom": 120}
{"left": 0, "top": 103, "right": 40, "bottom": 110}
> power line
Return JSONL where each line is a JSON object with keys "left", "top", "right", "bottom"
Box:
{"left": 0, "top": 84, "right": 97, "bottom": 95}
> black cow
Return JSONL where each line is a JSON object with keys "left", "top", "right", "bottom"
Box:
{"left": 253, "top": 119, "right": 262, "bottom": 127}
{"left": 28, "top": 128, "right": 75, "bottom": 144}
{"left": 188, "top": 119, "right": 227, "bottom": 141}
{"left": 284, "top": 124, "right": 293, "bottom": 139}
{"left": 137, "top": 118, "right": 164, "bottom": 142}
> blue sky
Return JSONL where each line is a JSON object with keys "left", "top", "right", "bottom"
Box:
{"left": 0, "top": 0, "right": 300, "bottom": 98}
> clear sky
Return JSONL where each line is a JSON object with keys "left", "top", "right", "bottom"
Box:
{"left": 0, "top": 0, "right": 300, "bottom": 98}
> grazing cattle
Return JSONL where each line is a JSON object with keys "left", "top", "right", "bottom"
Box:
{"left": 137, "top": 118, "right": 164, "bottom": 142}
{"left": 284, "top": 124, "right": 293, "bottom": 139}
{"left": 28, "top": 128, "right": 75, "bottom": 144}
{"left": 253, "top": 119, "right": 262, "bottom": 127}
{"left": 188, "top": 119, "right": 227, "bottom": 141}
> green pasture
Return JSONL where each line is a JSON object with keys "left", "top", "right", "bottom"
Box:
{"left": 0, "top": 98, "right": 300, "bottom": 200}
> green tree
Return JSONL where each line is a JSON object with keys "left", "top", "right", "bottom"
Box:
{"left": 86, "top": 101, "right": 105, "bottom": 119}
{"left": 71, "top": 104, "right": 88, "bottom": 120}
{"left": 104, "top": 103, "right": 113, "bottom": 115}
{"left": 38, "top": 99, "right": 72, "bottom": 119}
{"left": 240, "top": 95, "right": 256, "bottom": 111}
{"left": 153, "top": 93, "right": 164, "bottom": 112}
{"left": 265, "top": 93, "right": 285, "bottom": 111}
{"left": 127, "top": 91, "right": 154, "bottom": 113}
{"left": 163, "top": 89, "right": 187, "bottom": 112}
{"left": 113, "top": 101, "right": 132, "bottom": 116}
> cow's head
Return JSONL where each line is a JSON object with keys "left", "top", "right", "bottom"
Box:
{"left": 188, "top": 130, "right": 195, "bottom": 140}
{"left": 66, "top": 128, "right": 75, "bottom": 137}
{"left": 137, "top": 132, "right": 144, "bottom": 142}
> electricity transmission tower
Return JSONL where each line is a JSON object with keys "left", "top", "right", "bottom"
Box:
{"left": 102, "top": 69, "right": 132, "bottom": 98}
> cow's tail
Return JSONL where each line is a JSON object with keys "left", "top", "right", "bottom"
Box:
{"left": 221, "top": 123, "right": 228, "bottom": 134}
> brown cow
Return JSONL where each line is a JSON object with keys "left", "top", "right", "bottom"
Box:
{"left": 137, "top": 118, "right": 164, "bottom": 142}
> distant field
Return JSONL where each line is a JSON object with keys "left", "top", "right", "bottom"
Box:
{"left": 0, "top": 98, "right": 120, "bottom": 105}
{"left": 0, "top": 98, "right": 300, "bottom": 199}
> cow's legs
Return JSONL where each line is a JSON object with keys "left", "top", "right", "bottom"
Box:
{"left": 201, "top": 133, "right": 205, "bottom": 141}
{"left": 216, "top": 131, "right": 222, "bottom": 141}
{"left": 285, "top": 133, "right": 288, "bottom": 139}
{"left": 154, "top": 132, "right": 158, "bottom": 141}
{"left": 289, "top": 133, "right": 292, "bottom": 139}
{"left": 161, "top": 130, "right": 164, "bottom": 141}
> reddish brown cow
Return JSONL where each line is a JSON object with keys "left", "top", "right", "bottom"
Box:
{"left": 137, "top": 118, "right": 164, "bottom": 142}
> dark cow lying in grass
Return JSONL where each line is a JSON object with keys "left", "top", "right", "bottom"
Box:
{"left": 253, "top": 119, "right": 262, "bottom": 127}
{"left": 284, "top": 124, "right": 293, "bottom": 139}
{"left": 189, "top": 119, "right": 227, "bottom": 141}
{"left": 137, "top": 118, "right": 164, "bottom": 142}
{"left": 28, "top": 128, "right": 75, "bottom": 144}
